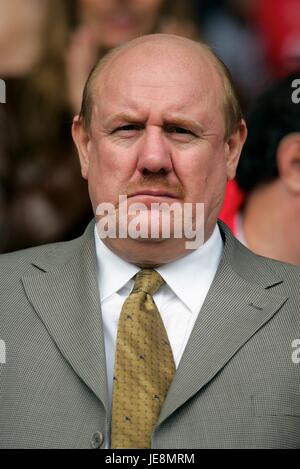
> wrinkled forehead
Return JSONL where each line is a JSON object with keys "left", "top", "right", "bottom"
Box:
{"left": 91, "top": 39, "right": 224, "bottom": 114}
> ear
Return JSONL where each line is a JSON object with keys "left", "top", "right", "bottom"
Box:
{"left": 277, "top": 133, "right": 300, "bottom": 193}
{"left": 224, "top": 119, "right": 248, "bottom": 181}
{"left": 71, "top": 115, "right": 92, "bottom": 180}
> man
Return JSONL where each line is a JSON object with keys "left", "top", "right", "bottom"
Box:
{"left": 0, "top": 34, "right": 299, "bottom": 449}
{"left": 234, "top": 72, "right": 300, "bottom": 265}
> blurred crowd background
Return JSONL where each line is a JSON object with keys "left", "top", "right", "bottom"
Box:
{"left": 0, "top": 0, "right": 300, "bottom": 264}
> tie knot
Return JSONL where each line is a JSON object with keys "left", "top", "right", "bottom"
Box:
{"left": 132, "top": 269, "right": 165, "bottom": 296}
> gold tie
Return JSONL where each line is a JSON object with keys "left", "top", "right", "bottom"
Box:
{"left": 111, "top": 269, "right": 175, "bottom": 449}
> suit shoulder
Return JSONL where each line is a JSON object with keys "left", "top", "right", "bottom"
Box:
{"left": 240, "top": 241, "right": 300, "bottom": 276}
{"left": 0, "top": 237, "right": 83, "bottom": 280}
{"left": 220, "top": 220, "right": 300, "bottom": 280}
{"left": 262, "top": 254, "right": 300, "bottom": 276}
{"left": 233, "top": 236, "right": 300, "bottom": 294}
{"left": 259, "top": 255, "right": 300, "bottom": 295}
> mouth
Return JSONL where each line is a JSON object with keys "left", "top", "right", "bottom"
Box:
{"left": 127, "top": 191, "right": 180, "bottom": 209}
{"left": 129, "top": 190, "right": 178, "bottom": 199}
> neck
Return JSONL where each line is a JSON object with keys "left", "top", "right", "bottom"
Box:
{"left": 99, "top": 222, "right": 216, "bottom": 267}
{"left": 101, "top": 238, "right": 196, "bottom": 267}
{"left": 242, "top": 180, "right": 300, "bottom": 265}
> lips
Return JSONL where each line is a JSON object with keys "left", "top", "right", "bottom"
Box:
{"left": 129, "top": 190, "right": 178, "bottom": 199}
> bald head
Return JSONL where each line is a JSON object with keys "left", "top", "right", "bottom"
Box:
{"left": 72, "top": 33, "right": 247, "bottom": 265}
{"left": 79, "top": 34, "right": 242, "bottom": 140}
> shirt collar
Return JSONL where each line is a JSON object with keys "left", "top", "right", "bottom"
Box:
{"left": 94, "top": 228, "right": 140, "bottom": 301}
{"left": 155, "top": 225, "right": 223, "bottom": 314}
{"left": 94, "top": 225, "right": 223, "bottom": 313}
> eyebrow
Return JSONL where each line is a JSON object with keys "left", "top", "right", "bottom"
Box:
{"left": 105, "top": 112, "right": 145, "bottom": 127}
{"left": 105, "top": 112, "right": 204, "bottom": 133}
{"left": 163, "top": 116, "right": 204, "bottom": 133}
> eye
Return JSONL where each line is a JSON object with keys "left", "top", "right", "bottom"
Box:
{"left": 164, "top": 125, "right": 196, "bottom": 142}
{"left": 165, "top": 125, "right": 195, "bottom": 136}
{"left": 114, "top": 124, "right": 143, "bottom": 133}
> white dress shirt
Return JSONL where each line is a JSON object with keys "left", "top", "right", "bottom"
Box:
{"left": 94, "top": 225, "right": 223, "bottom": 412}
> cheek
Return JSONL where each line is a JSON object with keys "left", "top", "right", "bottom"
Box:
{"left": 172, "top": 146, "right": 208, "bottom": 184}
{"left": 173, "top": 146, "right": 227, "bottom": 200}
{"left": 204, "top": 151, "right": 228, "bottom": 211}
{"left": 88, "top": 144, "right": 136, "bottom": 204}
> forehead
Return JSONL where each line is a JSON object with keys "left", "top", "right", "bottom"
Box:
{"left": 91, "top": 42, "right": 224, "bottom": 121}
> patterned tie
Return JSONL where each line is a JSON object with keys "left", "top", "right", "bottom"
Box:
{"left": 111, "top": 269, "right": 176, "bottom": 449}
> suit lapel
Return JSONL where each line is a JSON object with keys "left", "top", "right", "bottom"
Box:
{"left": 22, "top": 221, "right": 109, "bottom": 412}
{"left": 20, "top": 219, "right": 289, "bottom": 428}
{"left": 156, "top": 223, "right": 288, "bottom": 428}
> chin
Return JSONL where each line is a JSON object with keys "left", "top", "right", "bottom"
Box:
{"left": 129, "top": 236, "right": 166, "bottom": 244}
{"left": 106, "top": 237, "right": 189, "bottom": 267}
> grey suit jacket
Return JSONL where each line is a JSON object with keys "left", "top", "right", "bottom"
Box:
{"left": 0, "top": 220, "right": 300, "bottom": 448}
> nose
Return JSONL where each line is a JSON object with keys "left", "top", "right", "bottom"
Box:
{"left": 136, "top": 126, "right": 173, "bottom": 175}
